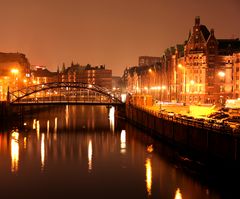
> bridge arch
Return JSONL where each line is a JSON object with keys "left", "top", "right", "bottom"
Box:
{"left": 9, "top": 82, "right": 123, "bottom": 105}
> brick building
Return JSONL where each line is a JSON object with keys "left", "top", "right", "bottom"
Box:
{"left": 61, "top": 63, "right": 112, "bottom": 89}
{"left": 31, "top": 67, "right": 58, "bottom": 84}
{"left": 124, "top": 17, "right": 240, "bottom": 105}
{"left": 138, "top": 56, "right": 161, "bottom": 67}
{"left": 0, "top": 52, "right": 30, "bottom": 100}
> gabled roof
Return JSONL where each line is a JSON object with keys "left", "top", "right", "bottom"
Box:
{"left": 199, "top": 25, "right": 210, "bottom": 41}
{"left": 32, "top": 69, "right": 57, "bottom": 77}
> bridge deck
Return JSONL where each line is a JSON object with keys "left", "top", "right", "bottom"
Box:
{"left": 10, "top": 101, "right": 124, "bottom": 106}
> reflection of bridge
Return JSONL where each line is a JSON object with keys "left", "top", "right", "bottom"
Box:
{"left": 8, "top": 82, "right": 123, "bottom": 105}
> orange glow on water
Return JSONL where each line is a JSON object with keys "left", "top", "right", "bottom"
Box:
{"left": 145, "top": 158, "right": 152, "bottom": 196}
{"left": 88, "top": 140, "right": 93, "bottom": 171}
{"left": 174, "top": 188, "right": 183, "bottom": 199}
{"left": 41, "top": 134, "right": 45, "bottom": 171}
{"left": 11, "top": 131, "right": 19, "bottom": 173}
{"left": 147, "top": 144, "right": 154, "bottom": 153}
{"left": 120, "top": 130, "right": 126, "bottom": 154}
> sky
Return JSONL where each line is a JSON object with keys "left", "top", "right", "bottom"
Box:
{"left": 0, "top": 0, "right": 239, "bottom": 76}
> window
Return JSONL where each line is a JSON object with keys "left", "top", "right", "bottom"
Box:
{"left": 220, "top": 86, "right": 225, "bottom": 92}
{"left": 208, "top": 82, "right": 213, "bottom": 86}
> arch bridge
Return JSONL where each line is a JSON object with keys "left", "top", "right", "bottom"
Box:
{"left": 8, "top": 82, "right": 123, "bottom": 105}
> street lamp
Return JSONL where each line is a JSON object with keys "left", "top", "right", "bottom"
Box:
{"left": 218, "top": 71, "right": 225, "bottom": 78}
{"left": 159, "top": 85, "right": 166, "bottom": 111}
{"left": 148, "top": 66, "right": 159, "bottom": 100}
{"left": 11, "top": 68, "right": 19, "bottom": 91}
{"left": 178, "top": 64, "right": 186, "bottom": 105}
{"left": 217, "top": 71, "right": 225, "bottom": 105}
{"left": 11, "top": 69, "right": 19, "bottom": 75}
{"left": 148, "top": 68, "right": 154, "bottom": 97}
{"left": 190, "top": 80, "right": 195, "bottom": 86}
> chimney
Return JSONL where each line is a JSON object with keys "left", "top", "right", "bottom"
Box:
{"left": 195, "top": 16, "right": 200, "bottom": 26}
{"left": 210, "top": 28, "right": 214, "bottom": 36}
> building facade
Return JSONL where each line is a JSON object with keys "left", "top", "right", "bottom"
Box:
{"left": 31, "top": 63, "right": 113, "bottom": 89}
{"left": 124, "top": 17, "right": 240, "bottom": 105}
{"left": 31, "top": 67, "right": 58, "bottom": 84}
{"left": 0, "top": 52, "right": 30, "bottom": 101}
{"left": 61, "top": 64, "right": 112, "bottom": 89}
{"left": 138, "top": 56, "right": 161, "bottom": 67}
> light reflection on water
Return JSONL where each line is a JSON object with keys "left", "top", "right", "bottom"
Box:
{"left": 145, "top": 157, "right": 152, "bottom": 196}
{"left": 11, "top": 131, "right": 19, "bottom": 173}
{"left": 65, "top": 105, "right": 69, "bottom": 128}
{"left": 120, "top": 129, "right": 126, "bottom": 154}
{"left": 36, "top": 120, "right": 40, "bottom": 140}
{"left": 88, "top": 140, "right": 93, "bottom": 172}
{"left": 109, "top": 106, "right": 115, "bottom": 132}
{"left": 0, "top": 106, "right": 226, "bottom": 199}
{"left": 174, "top": 188, "right": 183, "bottom": 199}
{"left": 32, "top": 118, "right": 36, "bottom": 129}
{"left": 54, "top": 117, "right": 57, "bottom": 140}
{"left": 23, "top": 137, "right": 27, "bottom": 149}
{"left": 41, "top": 133, "right": 45, "bottom": 171}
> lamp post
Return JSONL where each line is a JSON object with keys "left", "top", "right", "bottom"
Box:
{"left": 11, "top": 68, "right": 19, "bottom": 90}
{"left": 159, "top": 85, "right": 166, "bottom": 111}
{"left": 178, "top": 64, "right": 186, "bottom": 105}
{"left": 148, "top": 66, "right": 158, "bottom": 99}
{"left": 217, "top": 71, "right": 225, "bottom": 105}
{"left": 148, "top": 68, "right": 152, "bottom": 97}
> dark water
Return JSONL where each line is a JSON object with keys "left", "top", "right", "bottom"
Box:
{"left": 0, "top": 105, "right": 236, "bottom": 199}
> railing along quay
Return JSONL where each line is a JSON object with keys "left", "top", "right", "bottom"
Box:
{"left": 135, "top": 105, "right": 238, "bottom": 134}
{"left": 126, "top": 104, "right": 240, "bottom": 162}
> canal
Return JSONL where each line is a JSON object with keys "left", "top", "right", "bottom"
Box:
{"left": 0, "top": 105, "right": 238, "bottom": 199}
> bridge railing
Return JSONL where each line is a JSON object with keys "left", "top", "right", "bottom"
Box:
{"left": 8, "top": 82, "right": 123, "bottom": 105}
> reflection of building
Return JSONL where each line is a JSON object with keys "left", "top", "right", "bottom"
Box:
{"left": 0, "top": 52, "right": 30, "bottom": 100}
{"left": 61, "top": 63, "right": 112, "bottom": 89}
{"left": 123, "top": 17, "right": 240, "bottom": 105}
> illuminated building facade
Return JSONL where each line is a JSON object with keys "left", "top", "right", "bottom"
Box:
{"left": 31, "top": 67, "right": 58, "bottom": 84}
{"left": 0, "top": 52, "right": 30, "bottom": 101}
{"left": 124, "top": 17, "right": 240, "bottom": 105}
{"left": 61, "top": 63, "right": 112, "bottom": 89}
{"left": 139, "top": 56, "right": 161, "bottom": 67}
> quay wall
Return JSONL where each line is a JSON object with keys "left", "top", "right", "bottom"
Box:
{"left": 126, "top": 105, "right": 240, "bottom": 162}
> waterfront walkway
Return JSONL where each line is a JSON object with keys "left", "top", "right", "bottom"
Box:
{"left": 131, "top": 103, "right": 240, "bottom": 134}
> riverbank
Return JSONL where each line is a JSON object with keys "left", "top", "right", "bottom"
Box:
{"left": 125, "top": 104, "right": 240, "bottom": 165}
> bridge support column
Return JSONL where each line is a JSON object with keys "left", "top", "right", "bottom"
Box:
{"left": 7, "top": 86, "right": 10, "bottom": 103}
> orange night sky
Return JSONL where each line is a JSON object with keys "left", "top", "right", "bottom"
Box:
{"left": 0, "top": 0, "right": 239, "bottom": 75}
